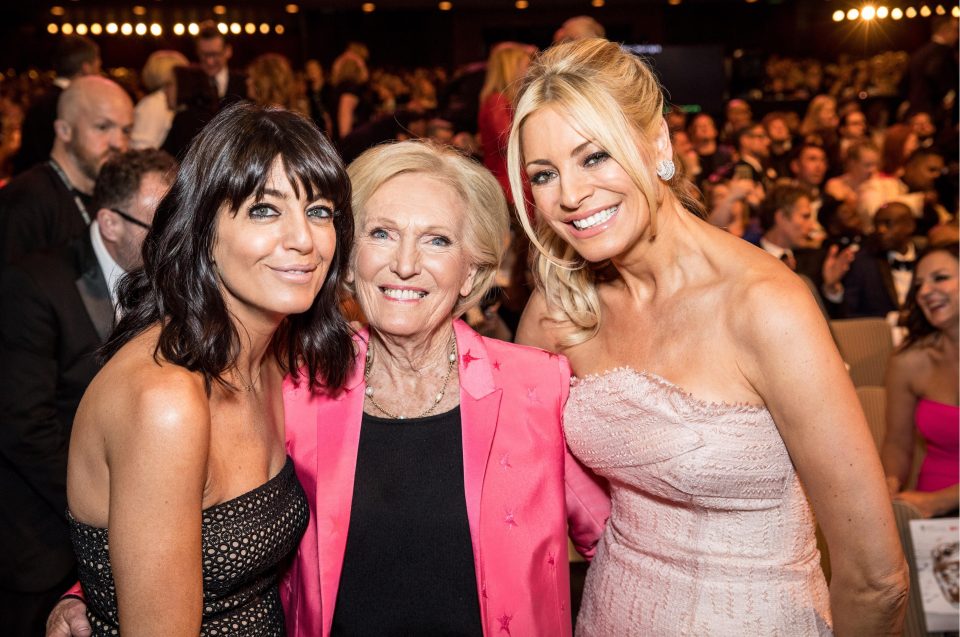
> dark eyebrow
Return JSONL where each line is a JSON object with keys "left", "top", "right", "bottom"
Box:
{"left": 525, "top": 140, "right": 597, "bottom": 168}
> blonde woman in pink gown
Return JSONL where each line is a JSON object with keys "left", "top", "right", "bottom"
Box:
{"left": 508, "top": 39, "right": 908, "bottom": 636}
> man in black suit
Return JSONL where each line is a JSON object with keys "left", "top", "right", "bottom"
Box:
{"left": 905, "top": 15, "right": 959, "bottom": 127}
{"left": 0, "top": 149, "right": 175, "bottom": 635}
{"left": 0, "top": 76, "right": 134, "bottom": 265}
{"left": 195, "top": 21, "right": 247, "bottom": 107}
{"left": 757, "top": 183, "right": 856, "bottom": 316}
{"left": 731, "top": 122, "right": 778, "bottom": 192}
{"left": 12, "top": 35, "right": 101, "bottom": 176}
{"left": 842, "top": 201, "right": 920, "bottom": 319}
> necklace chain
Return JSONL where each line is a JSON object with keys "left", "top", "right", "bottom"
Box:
{"left": 364, "top": 336, "right": 457, "bottom": 420}
{"left": 236, "top": 363, "right": 263, "bottom": 392}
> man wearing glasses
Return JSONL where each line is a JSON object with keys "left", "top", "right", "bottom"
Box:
{"left": 0, "top": 149, "right": 175, "bottom": 635}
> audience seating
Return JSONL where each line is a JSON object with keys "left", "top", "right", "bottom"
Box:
{"left": 829, "top": 318, "right": 894, "bottom": 387}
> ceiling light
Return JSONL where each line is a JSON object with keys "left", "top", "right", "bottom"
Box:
{"left": 847, "top": 8, "right": 860, "bottom": 19}
{"left": 832, "top": 9, "right": 845, "bottom": 21}
{"left": 135, "top": 23, "right": 147, "bottom": 36}
{"left": 861, "top": 5, "right": 876, "bottom": 20}
{"left": 106, "top": 22, "right": 118, "bottom": 34}
{"left": 876, "top": 6, "right": 889, "bottom": 18}
{"left": 90, "top": 23, "right": 102, "bottom": 35}
{"left": 515, "top": 0, "right": 528, "bottom": 7}
{"left": 150, "top": 23, "right": 162, "bottom": 36}
{"left": 891, "top": 7, "right": 903, "bottom": 18}
{"left": 259, "top": 23, "right": 270, "bottom": 34}
{"left": 76, "top": 23, "right": 88, "bottom": 35}
{"left": 362, "top": 2, "right": 376, "bottom": 11}
{"left": 275, "top": 24, "right": 286, "bottom": 34}
{"left": 188, "top": 22, "right": 200, "bottom": 35}
{"left": 132, "top": 5, "right": 146, "bottom": 15}
{"left": 919, "top": 5, "right": 931, "bottom": 16}
{"left": 50, "top": 6, "right": 65, "bottom": 16}
{"left": 61, "top": 23, "right": 73, "bottom": 35}
{"left": 47, "top": 23, "right": 58, "bottom": 34}
{"left": 285, "top": 3, "right": 299, "bottom": 13}
{"left": 439, "top": 0, "right": 453, "bottom": 9}
{"left": 213, "top": 5, "right": 227, "bottom": 15}
{"left": 120, "top": 22, "right": 133, "bottom": 35}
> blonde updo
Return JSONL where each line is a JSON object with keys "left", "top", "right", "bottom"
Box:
{"left": 506, "top": 38, "right": 703, "bottom": 344}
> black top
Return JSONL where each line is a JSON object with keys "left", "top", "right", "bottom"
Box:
{"left": 68, "top": 457, "right": 308, "bottom": 636}
{"left": 331, "top": 406, "right": 483, "bottom": 637}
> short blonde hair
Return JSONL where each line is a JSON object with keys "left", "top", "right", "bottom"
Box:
{"left": 347, "top": 140, "right": 509, "bottom": 318}
{"left": 141, "top": 50, "right": 189, "bottom": 93}
{"left": 506, "top": 38, "right": 704, "bottom": 344}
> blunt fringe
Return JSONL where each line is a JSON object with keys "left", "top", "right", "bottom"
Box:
{"left": 101, "top": 101, "right": 356, "bottom": 392}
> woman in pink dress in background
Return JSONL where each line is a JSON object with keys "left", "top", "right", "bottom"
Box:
{"left": 478, "top": 42, "right": 534, "bottom": 203}
{"left": 508, "top": 38, "right": 908, "bottom": 636}
{"left": 882, "top": 242, "right": 959, "bottom": 517}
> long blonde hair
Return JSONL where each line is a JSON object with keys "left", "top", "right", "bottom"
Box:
{"left": 506, "top": 38, "right": 704, "bottom": 345}
{"left": 479, "top": 43, "right": 532, "bottom": 105}
{"left": 247, "top": 53, "right": 304, "bottom": 114}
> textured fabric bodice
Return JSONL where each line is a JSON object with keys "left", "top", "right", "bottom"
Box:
{"left": 915, "top": 398, "right": 960, "bottom": 493}
{"left": 565, "top": 368, "right": 832, "bottom": 636}
{"left": 68, "top": 457, "right": 308, "bottom": 636}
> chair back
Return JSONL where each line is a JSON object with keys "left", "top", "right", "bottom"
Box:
{"left": 855, "top": 386, "right": 887, "bottom": 451}
{"left": 829, "top": 318, "right": 894, "bottom": 387}
{"left": 891, "top": 500, "right": 928, "bottom": 637}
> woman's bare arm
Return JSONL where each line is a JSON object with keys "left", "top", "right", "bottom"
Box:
{"left": 740, "top": 275, "right": 908, "bottom": 636}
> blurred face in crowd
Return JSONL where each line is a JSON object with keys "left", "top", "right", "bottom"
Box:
{"left": 726, "top": 99, "right": 752, "bottom": 130}
{"left": 197, "top": 35, "right": 232, "bottom": 78}
{"left": 903, "top": 153, "right": 945, "bottom": 191}
{"left": 765, "top": 117, "right": 791, "bottom": 144}
{"left": 352, "top": 173, "right": 477, "bottom": 340}
{"left": 914, "top": 250, "right": 959, "bottom": 332}
{"left": 740, "top": 125, "right": 770, "bottom": 159}
{"left": 848, "top": 148, "right": 879, "bottom": 183}
{"left": 57, "top": 78, "right": 134, "bottom": 184}
{"left": 792, "top": 146, "right": 828, "bottom": 187}
{"left": 873, "top": 203, "right": 915, "bottom": 252}
{"left": 99, "top": 171, "right": 169, "bottom": 270}
{"left": 814, "top": 100, "right": 838, "bottom": 130}
{"left": 909, "top": 112, "right": 936, "bottom": 139}
{"left": 776, "top": 195, "right": 815, "bottom": 248}
{"left": 840, "top": 111, "right": 867, "bottom": 140}
{"left": 689, "top": 114, "right": 717, "bottom": 144}
{"left": 305, "top": 60, "right": 324, "bottom": 85}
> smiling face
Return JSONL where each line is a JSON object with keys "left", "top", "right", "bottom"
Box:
{"left": 914, "top": 250, "right": 959, "bottom": 331}
{"left": 212, "top": 156, "right": 337, "bottom": 330}
{"left": 353, "top": 173, "right": 477, "bottom": 340}
{"left": 521, "top": 106, "right": 653, "bottom": 264}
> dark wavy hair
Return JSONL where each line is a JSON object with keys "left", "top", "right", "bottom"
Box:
{"left": 102, "top": 101, "right": 355, "bottom": 392}
{"left": 900, "top": 241, "right": 959, "bottom": 351}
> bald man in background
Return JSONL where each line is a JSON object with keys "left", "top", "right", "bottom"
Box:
{"left": 553, "top": 15, "right": 605, "bottom": 43}
{"left": 0, "top": 76, "right": 133, "bottom": 265}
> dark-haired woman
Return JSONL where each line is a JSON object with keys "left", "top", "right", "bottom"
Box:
{"left": 882, "top": 242, "right": 959, "bottom": 518}
{"left": 61, "top": 102, "right": 355, "bottom": 635}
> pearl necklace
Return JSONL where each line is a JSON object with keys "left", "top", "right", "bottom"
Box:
{"left": 363, "top": 336, "right": 457, "bottom": 420}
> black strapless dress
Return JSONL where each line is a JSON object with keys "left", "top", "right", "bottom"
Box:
{"left": 68, "top": 457, "right": 308, "bottom": 636}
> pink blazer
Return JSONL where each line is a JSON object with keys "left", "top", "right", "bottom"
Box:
{"left": 280, "top": 319, "right": 610, "bottom": 636}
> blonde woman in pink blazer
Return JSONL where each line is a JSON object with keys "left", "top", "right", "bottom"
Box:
{"left": 281, "top": 141, "right": 609, "bottom": 636}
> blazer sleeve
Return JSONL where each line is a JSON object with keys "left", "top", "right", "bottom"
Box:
{"left": 556, "top": 355, "right": 610, "bottom": 559}
{"left": 0, "top": 264, "right": 70, "bottom": 520}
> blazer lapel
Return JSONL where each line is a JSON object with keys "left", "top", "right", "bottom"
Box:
{"left": 453, "top": 320, "right": 502, "bottom": 609}
{"left": 74, "top": 238, "right": 114, "bottom": 343}
{"left": 877, "top": 257, "right": 899, "bottom": 308}
{"left": 313, "top": 333, "right": 367, "bottom": 636}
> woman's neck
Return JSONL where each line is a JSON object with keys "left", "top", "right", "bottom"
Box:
{"left": 369, "top": 323, "right": 456, "bottom": 380}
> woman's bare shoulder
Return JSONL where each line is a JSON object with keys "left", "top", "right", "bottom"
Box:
{"left": 82, "top": 326, "right": 210, "bottom": 434}
{"left": 515, "top": 289, "right": 578, "bottom": 354}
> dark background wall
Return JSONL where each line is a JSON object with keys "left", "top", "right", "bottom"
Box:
{"left": 0, "top": 1, "right": 935, "bottom": 74}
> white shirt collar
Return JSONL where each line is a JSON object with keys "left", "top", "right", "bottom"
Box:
{"left": 889, "top": 243, "right": 917, "bottom": 262}
{"left": 214, "top": 66, "right": 229, "bottom": 98}
{"left": 760, "top": 237, "right": 792, "bottom": 260}
{"left": 89, "top": 221, "right": 125, "bottom": 308}
{"left": 741, "top": 155, "right": 763, "bottom": 173}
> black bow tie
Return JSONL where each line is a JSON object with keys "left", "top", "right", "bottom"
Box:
{"left": 889, "top": 259, "right": 914, "bottom": 272}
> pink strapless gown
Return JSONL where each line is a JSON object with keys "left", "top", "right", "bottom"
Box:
{"left": 915, "top": 398, "right": 960, "bottom": 493}
{"left": 565, "top": 368, "right": 832, "bottom": 636}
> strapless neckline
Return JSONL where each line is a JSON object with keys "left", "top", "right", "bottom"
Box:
{"left": 570, "top": 366, "right": 767, "bottom": 413}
